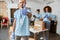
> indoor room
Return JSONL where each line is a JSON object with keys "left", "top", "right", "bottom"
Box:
{"left": 0, "top": 0, "right": 60, "bottom": 40}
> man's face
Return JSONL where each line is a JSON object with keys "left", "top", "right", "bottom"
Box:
{"left": 19, "top": 1, "right": 26, "bottom": 8}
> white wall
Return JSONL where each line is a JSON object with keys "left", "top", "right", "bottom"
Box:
{"left": 7, "top": 4, "right": 18, "bottom": 24}
{"left": 7, "top": 0, "right": 60, "bottom": 35}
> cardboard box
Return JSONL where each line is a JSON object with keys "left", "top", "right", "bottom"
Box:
{"left": 34, "top": 20, "right": 45, "bottom": 31}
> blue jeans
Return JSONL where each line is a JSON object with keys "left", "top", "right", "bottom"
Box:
{"left": 44, "top": 21, "right": 50, "bottom": 40}
{"left": 44, "top": 21, "right": 50, "bottom": 30}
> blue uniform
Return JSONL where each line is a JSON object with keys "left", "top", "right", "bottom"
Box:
{"left": 34, "top": 13, "right": 42, "bottom": 20}
{"left": 14, "top": 8, "right": 30, "bottom": 36}
{"left": 41, "top": 12, "right": 52, "bottom": 30}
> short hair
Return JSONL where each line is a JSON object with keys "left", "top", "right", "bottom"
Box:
{"left": 44, "top": 6, "right": 52, "bottom": 13}
{"left": 36, "top": 9, "right": 40, "bottom": 12}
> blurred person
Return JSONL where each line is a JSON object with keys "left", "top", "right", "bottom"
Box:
{"left": 41, "top": 6, "right": 53, "bottom": 40}
{"left": 12, "top": 0, "right": 31, "bottom": 40}
{"left": 42, "top": 6, "right": 52, "bottom": 30}
{"left": 33, "top": 9, "right": 42, "bottom": 20}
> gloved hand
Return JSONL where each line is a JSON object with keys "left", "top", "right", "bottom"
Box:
{"left": 10, "top": 31, "right": 15, "bottom": 40}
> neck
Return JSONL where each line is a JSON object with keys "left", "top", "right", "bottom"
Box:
{"left": 46, "top": 12, "right": 49, "bottom": 13}
{"left": 19, "top": 7, "right": 23, "bottom": 10}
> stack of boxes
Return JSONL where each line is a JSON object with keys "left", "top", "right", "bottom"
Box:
{"left": 34, "top": 20, "right": 45, "bottom": 31}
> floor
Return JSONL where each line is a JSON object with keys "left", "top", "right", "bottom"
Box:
{"left": 0, "top": 28, "right": 9, "bottom": 40}
{"left": 0, "top": 28, "right": 60, "bottom": 40}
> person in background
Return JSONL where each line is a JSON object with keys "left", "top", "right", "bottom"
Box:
{"left": 12, "top": 0, "right": 31, "bottom": 40}
{"left": 42, "top": 6, "right": 52, "bottom": 30}
{"left": 29, "top": 9, "right": 42, "bottom": 26}
{"left": 41, "top": 6, "right": 53, "bottom": 40}
{"left": 33, "top": 9, "right": 42, "bottom": 20}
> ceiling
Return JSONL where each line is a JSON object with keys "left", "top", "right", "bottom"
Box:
{"left": 0, "top": 0, "right": 55, "bottom": 4}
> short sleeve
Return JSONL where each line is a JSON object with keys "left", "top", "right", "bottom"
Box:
{"left": 14, "top": 11, "right": 17, "bottom": 19}
{"left": 27, "top": 9, "right": 31, "bottom": 13}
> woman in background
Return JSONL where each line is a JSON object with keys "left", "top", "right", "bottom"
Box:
{"left": 41, "top": 6, "right": 53, "bottom": 40}
{"left": 42, "top": 6, "right": 52, "bottom": 30}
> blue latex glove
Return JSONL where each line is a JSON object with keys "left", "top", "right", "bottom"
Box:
{"left": 10, "top": 32, "right": 15, "bottom": 40}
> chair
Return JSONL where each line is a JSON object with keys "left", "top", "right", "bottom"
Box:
{"left": 1, "top": 17, "right": 9, "bottom": 29}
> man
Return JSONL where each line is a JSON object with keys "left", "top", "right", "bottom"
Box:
{"left": 33, "top": 9, "right": 42, "bottom": 20}
{"left": 13, "top": 0, "right": 30, "bottom": 40}
{"left": 35, "top": 9, "right": 41, "bottom": 18}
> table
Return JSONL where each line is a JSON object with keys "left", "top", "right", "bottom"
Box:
{"left": 30, "top": 27, "right": 49, "bottom": 40}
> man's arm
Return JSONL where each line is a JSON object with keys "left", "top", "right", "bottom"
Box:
{"left": 13, "top": 19, "right": 16, "bottom": 32}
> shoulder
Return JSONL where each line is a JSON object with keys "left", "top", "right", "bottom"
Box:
{"left": 14, "top": 10, "right": 20, "bottom": 14}
{"left": 15, "top": 10, "right": 19, "bottom": 13}
{"left": 14, "top": 10, "right": 18, "bottom": 13}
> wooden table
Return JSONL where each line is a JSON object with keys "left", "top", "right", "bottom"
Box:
{"left": 30, "top": 27, "right": 49, "bottom": 40}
